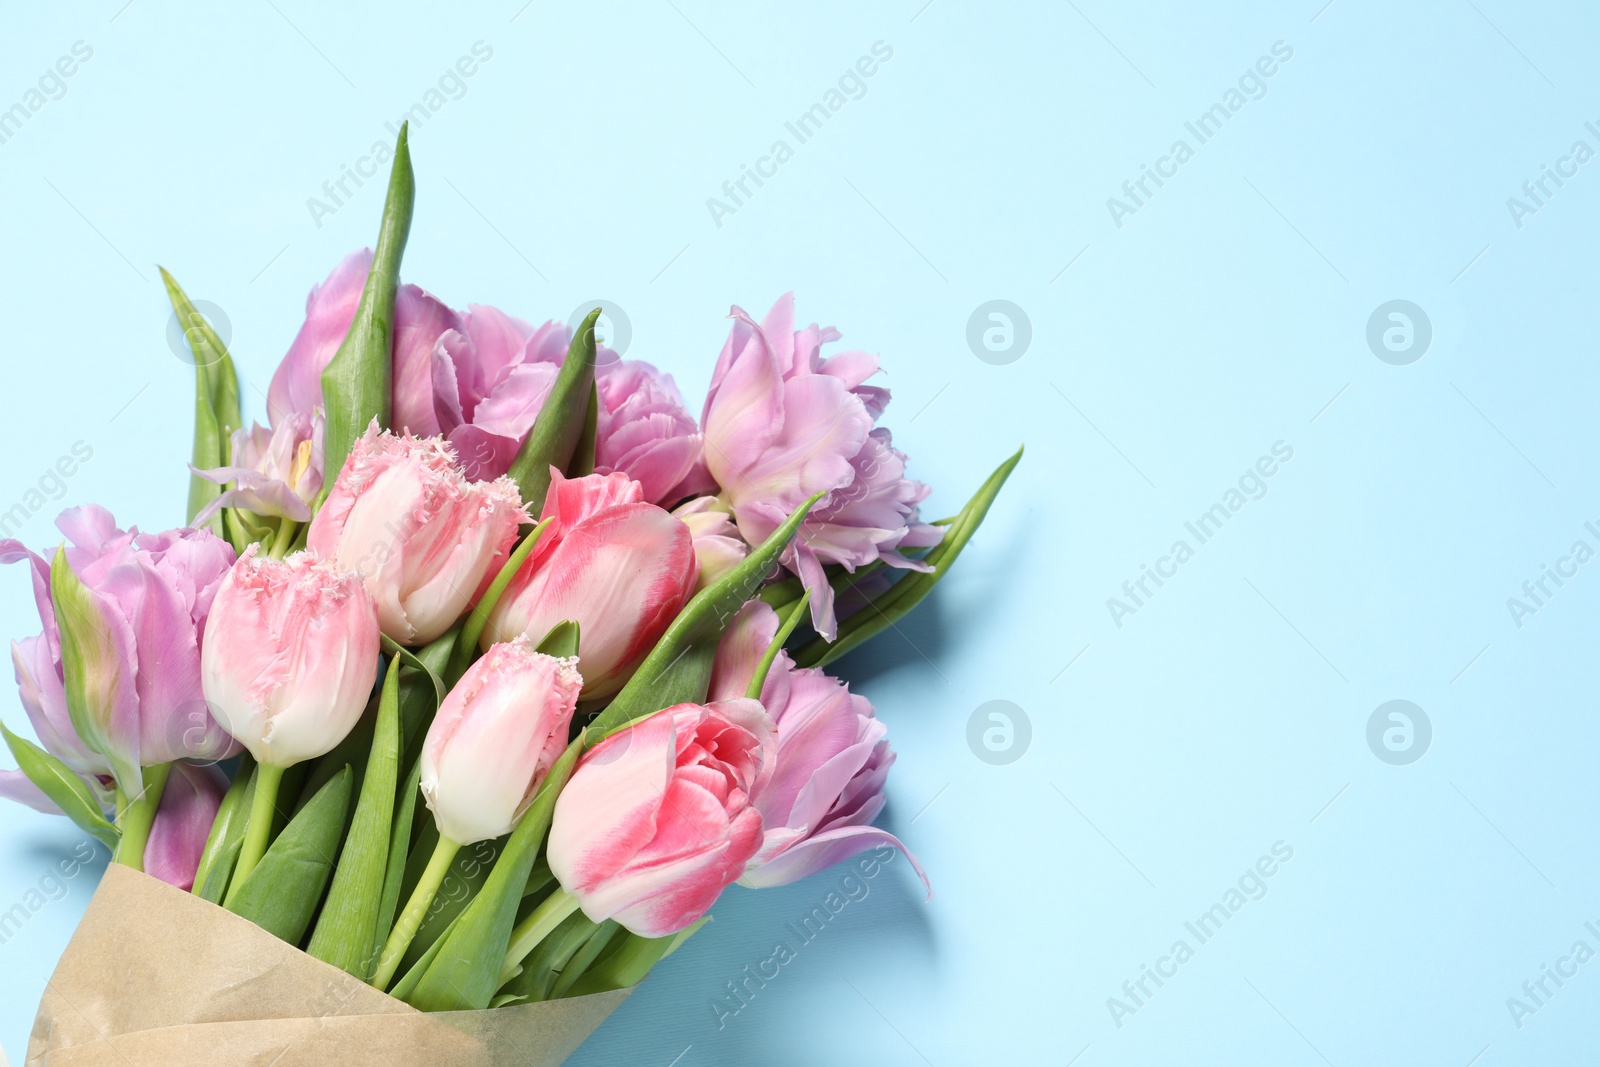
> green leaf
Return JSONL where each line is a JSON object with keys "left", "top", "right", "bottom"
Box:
{"left": 226, "top": 766, "right": 353, "bottom": 945}
{"left": 392, "top": 826, "right": 506, "bottom": 977}
{"left": 160, "top": 267, "right": 241, "bottom": 534}
{"left": 197, "top": 836, "right": 243, "bottom": 904}
{"left": 49, "top": 545, "right": 141, "bottom": 798}
{"left": 318, "top": 124, "right": 414, "bottom": 493}
{"left": 388, "top": 909, "right": 462, "bottom": 1002}
{"left": 375, "top": 752, "right": 423, "bottom": 955}
{"left": 503, "top": 309, "right": 600, "bottom": 511}
{"left": 0, "top": 723, "right": 118, "bottom": 850}
{"left": 191, "top": 756, "right": 253, "bottom": 896}
{"left": 565, "top": 385, "right": 599, "bottom": 479}
{"left": 534, "top": 620, "right": 580, "bottom": 659}
{"left": 589, "top": 492, "right": 824, "bottom": 739}
{"left": 564, "top": 928, "right": 683, "bottom": 997}
{"left": 497, "top": 908, "right": 599, "bottom": 1002}
{"left": 549, "top": 920, "right": 621, "bottom": 1000}
{"left": 308, "top": 658, "right": 401, "bottom": 978}
{"left": 448, "top": 520, "right": 549, "bottom": 683}
{"left": 794, "top": 446, "right": 1023, "bottom": 668}
{"left": 404, "top": 733, "right": 585, "bottom": 1011}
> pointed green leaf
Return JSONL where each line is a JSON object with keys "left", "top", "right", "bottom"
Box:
{"left": 564, "top": 927, "right": 683, "bottom": 997}
{"left": 590, "top": 492, "right": 824, "bottom": 738}
{"left": 565, "top": 385, "right": 599, "bottom": 479}
{"left": 795, "top": 446, "right": 1022, "bottom": 668}
{"left": 161, "top": 267, "right": 241, "bottom": 534}
{"left": 534, "top": 620, "right": 579, "bottom": 659}
{"left": 1, "top": 722, "right": 119, "bottom": 850}
{"left": 375, "top": 751, "right": 423, "bottom": 955}
{"left": 747, "top": 589, "right": 810, "bottom": 699}
{"left": 319, "top": 124, "right": 414, "bottom": 492}
{"left": 497, "top": 908, "right": 599, "bottom": 1002}
{"left": 549, "top": 920, "right": 621, "bottom": 1000}
{"left": 308, "top": 658, "right": 401, "bottom": 978}
{"left": 49, "top": 545, "right": 140, "bottom": 798}
{"left": 226, "top": 766, "right": 353, "bottom": 944}
{"left": 404, "top": 732, "right": 585, "bottom": 1011}
{"left": 504, "top": 309, "right": 600, "bottom": 511}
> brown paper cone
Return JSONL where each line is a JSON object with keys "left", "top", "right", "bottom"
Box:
{"left": 26, "top": 863, "right": 630, "bottom": 1067}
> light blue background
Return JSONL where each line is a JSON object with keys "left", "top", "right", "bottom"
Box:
{"left": 1, "top": 1, "right": 1597, "bottom": 1064}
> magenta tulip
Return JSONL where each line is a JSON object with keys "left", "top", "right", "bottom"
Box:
{"left": 710, "top": 601, "right": 928, "bottom": 892}
{"left": 308, "top": 425, "right": 528, "bottom": 645}
{"left": 0, "top": 506, "right": 239, "bottom": 800}
{"left": 482, "top": 471, "right": 697, "bottom": 699}
{"left": 699, "top": 294, "right": 943, "bottom": 639}
{"left": 201, "top": 549, "right": 379, "bottom": 768}
{"left": 420, "top": 639, "right": 582, "bottom": 845}
{"left": 547, "top": 699, "right": 774, "bottom": 938}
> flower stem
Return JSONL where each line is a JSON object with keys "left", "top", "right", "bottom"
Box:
{"left": 500, "top": 886, "right": 582, "bottom": 985}
{"left": 371, "top": 835, "right": 461, "bottom": 990}
{"left": 113, "top": 763, "right": 173, "bottom": 872}
{"left": 226, "top": 761, "right": 284, "bottom": 903}
{"left": 267, "top": 518, "right": 300, "bottom": 560}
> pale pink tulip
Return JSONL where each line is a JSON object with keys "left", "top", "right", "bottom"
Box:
{"left": 308, "top": 424, "right": 528, "bottom": 645}
{"left": 420, "top": 638, "right": 582, "bottom": 845}
{"left": 672, "top": 496, "right": 749, "bottom": 592}
{"left": 700, "top": 295, "right": 942, "bottom": 640}
{"left": 482, "top": 471, "right": 696, "bottom": 699}
{"left": 192, "top": 409, "right": 324, "bottom": 524}
{"left": 547, "top": 699, "right": 773, "bottom": 938}
{"left": 201, "top": 549, "right": 380, "bottom": 767}
{"left": 710, "top": 601, "right": 928, "bottom": 891}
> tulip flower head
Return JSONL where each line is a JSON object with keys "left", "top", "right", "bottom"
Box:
{"left": 308, "top": 424, "right": 528, "bottom": 646}
{"left": 547, "top": 699, "right": 774, "bottom": 938}
{"left": 420, "top": 638, "right": 582, "bottom": 846}
{"left": 699, "top": 295, "right": 943, "bottom": 640}
{"left": 483, "top": 470, "right": 697, "bottom": 699}
{"left": 710, "top": 601, "right": 928, "bottom": 892}
{"left": 201, "top": 548, "right": 380, "bottom": 768}
{"left": 191, "top": 410, "right": 325, "bottom": 525}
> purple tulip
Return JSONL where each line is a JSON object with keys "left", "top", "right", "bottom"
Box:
{"left": 144, "top": 760, "right": 228, "bottom": 892}
{"left": 709, "top": 601, "right": 928, "bottom": 892}
{"left": 0, "top": 506, "right": 240, "bottom": 800}
{"left": 191, "top": 409, "right": 324, "bottom": 524}
{"left": 700, "top": 294, "right": 942, "bottom": 640}
{"left": 264, "top": 249, "right": 461, "bottom": 433}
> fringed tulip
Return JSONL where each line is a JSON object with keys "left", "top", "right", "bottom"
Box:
{"left": 700, "top": 295, "right": 942, "bottom": 640}
{"left": 144, "top": 761, "right": 228, "bottom": 892}
{"left": 420, "top": 639, "right": 582, "bottom": 846}
{"left": 308, "top": 424, "right": 528, "bottom": 645}
{"left": 710, "top": 601, "right": 928, "bottom": 892}
{"left": 191, "top": 409, "right": 324, "bottom": 524}
{"left": 0, "top": 506, "right": 239, "bottom": 801}
{"left": 547, "top": 699, "right": 774, "bottom": 938}
{"left": 482, "top": 471, "right": 696, "bottom": 699}
{"left": 201, "top": 549, "right": 379, "bottom": 768}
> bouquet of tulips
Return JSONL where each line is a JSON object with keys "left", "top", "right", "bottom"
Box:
{"left": 4, "top": 127, "right": 1017, "bottom": 1067}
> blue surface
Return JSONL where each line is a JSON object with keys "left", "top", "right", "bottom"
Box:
{"left": 1, "top": 2, "right": 1598, "bottom": 1064}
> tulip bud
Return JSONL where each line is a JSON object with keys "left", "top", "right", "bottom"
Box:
{"left": 483, "top": 471, "right": 697, "bottom": 699}
{"left": 547, "top": 699, "right": 773, "bottom": 938}
{"left": 420, "top": 638, "right": 582, "bottom": 846}
{"left": 201, "top": 549, "right": 380, "bottom": 768}
{"left": 308, "top": 424, "right": 528, "bottom": 645}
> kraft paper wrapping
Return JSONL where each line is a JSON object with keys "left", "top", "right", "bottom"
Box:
{"left": 26, "top": 864, "right": 630, "bottom": 1067}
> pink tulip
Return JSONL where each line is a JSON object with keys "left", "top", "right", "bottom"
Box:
{"left": 265, "top": 250, "right": 461, "bottom": 433}
{"left": 192, "top": 409, "right": 324, "bottom": 524}
{"left": 201, "top": 549, "right": 380, "bottom": 767}
{"left": 710, "top": 601, "right": 928, "bottom": 892}
{"left": 144, "top": 761, "right": 228, "bottom": 892}
{"left": 308, "top": 424, "right": 528, "bottom": 645}
{"left": 0, "top": 506, "right": 239, "bottom": 799}
{"left": 420, "top": 638, "right": 582, "bottom": 845}
{"left": 700, "top": 295, "right": 943, "bottom": 640}
{"left": 482, "top": 471, "right": 697, "bottom": 699}
{"left": 547, "top": 699, "right": 773, "bottom": 938}
{"left": 593, "top": 360, "right": 704, "bottom": 505}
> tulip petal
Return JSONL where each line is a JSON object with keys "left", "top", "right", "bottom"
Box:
{"left": 739, "top": 824, "right": 929, "bottom": 895}
{"left": 549, "top": 711, "right": 677, "bottom": 891}
{"left": 0, "top": 767, "right": 64, "bottom": 815}
{"left": 144, "top": 761, "right": 227, "bottom": 891}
